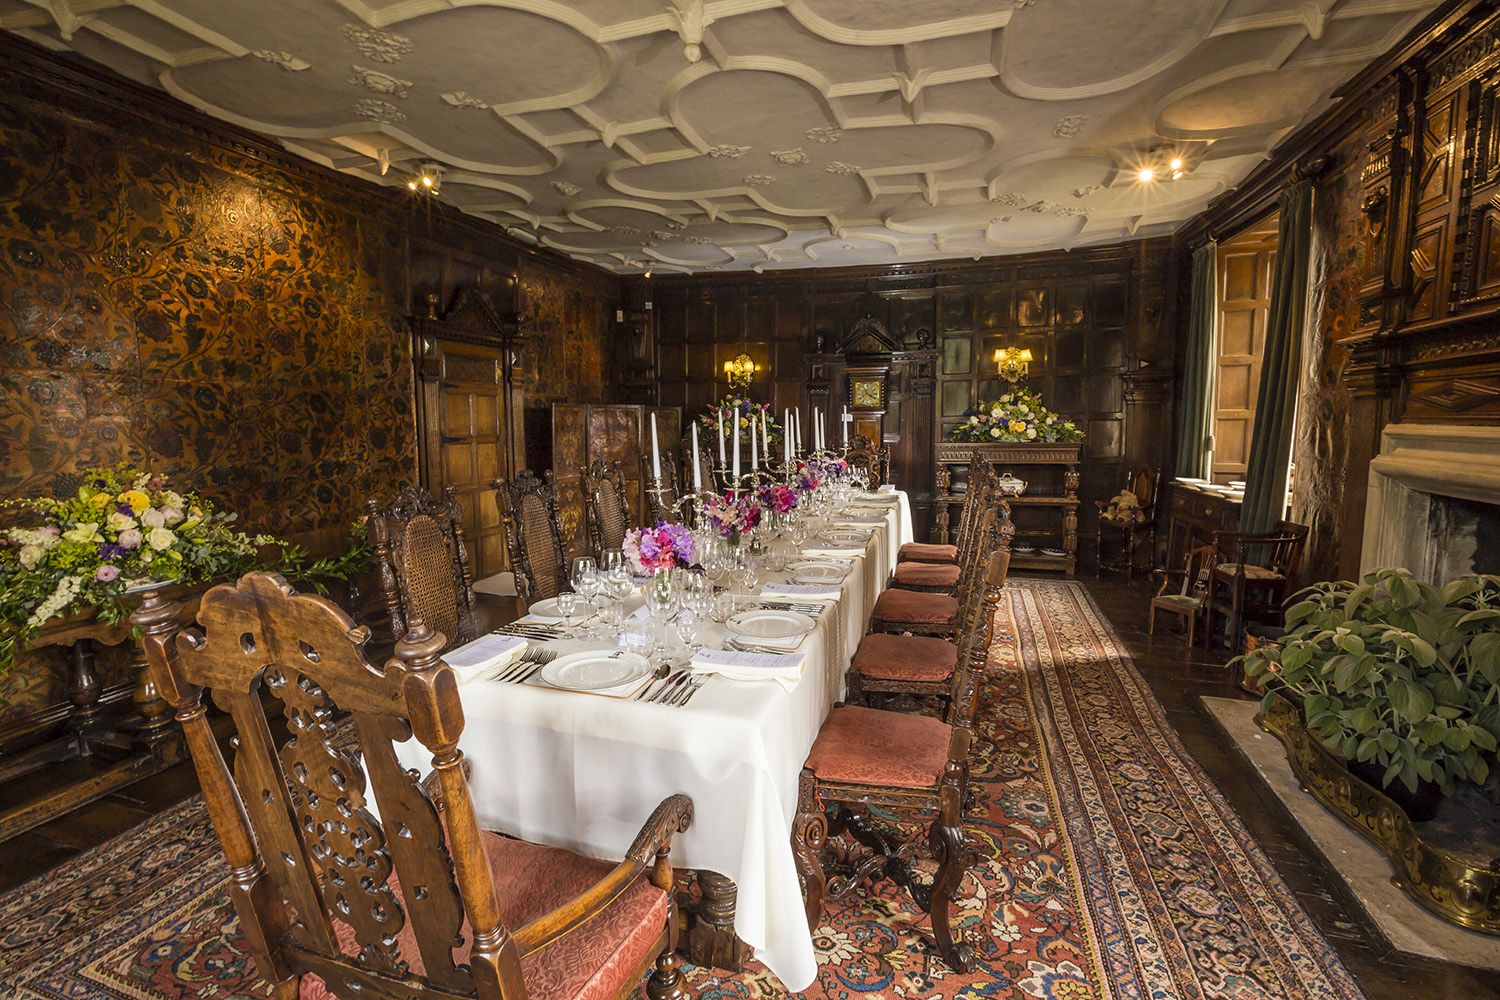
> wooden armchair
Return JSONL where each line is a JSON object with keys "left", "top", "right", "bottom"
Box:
{"left": 130, "top": 572, "right": 693, "bottom": 1000}
{"left": 845, "top": 433, "right": 889, "bottom": 487}
{"left": 897, "top": 458, "right": 994, "bottom": 565}
{"left": 582, "top": 459, "right": 631, "bottom": 556}
{"left": 367, "top": 485, "right": 477, "bottom": 652}
{"left": 1203, "top": 520, "right": 1309, "bottom": 647}
{"left": 494, "top": 471, "right": 568, "bottom": 609}
{"left": 1149, "top": 544, "right": 1214, "bottom": 647}
{"left": 1094, "top": 464, "right": 1161, "bottom": 582}
{"left": 792, "top": 543, "right": 1007, "bottom": 973}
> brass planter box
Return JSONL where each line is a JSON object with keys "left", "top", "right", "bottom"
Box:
{"left": 1258, "top": 691, "right": 1500, "bottom": 935}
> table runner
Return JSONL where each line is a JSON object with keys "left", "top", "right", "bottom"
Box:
{"left": 391, "top": 492, "right": 913, "bottom": 991}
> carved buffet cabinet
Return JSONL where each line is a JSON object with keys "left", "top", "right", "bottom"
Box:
{"left": 1164, "top": 482, "right": 1243, "bottom": 572}
{"left": 934, "top": 441, "right": 1081, "bottom": 575}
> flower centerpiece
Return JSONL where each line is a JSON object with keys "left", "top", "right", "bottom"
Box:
{"left": 622, "top": 521, "right": 697, "bottom": 576}
{"left": 702, "top": 491, "right": 762, "bottom": 545}
{"left": 699, "top": 395, "right": 783, "bottom": 445}
{"left": 759, "top": 483, "right": 799, "bottom": 515}
{"left": 0, "top": 462, "right": 370, "bottom": 680}
{"left": 949, "top": 388, "right": 1082, "bottom": 443}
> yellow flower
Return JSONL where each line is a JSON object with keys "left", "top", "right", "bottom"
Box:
{"left": 1009, "top": 419, "right": 1026, "bottom": 432}
{"left": 119, "top": 490, "right": 151, "bottom": 514}
{"left": 89, "top": 493, "right": 112, "bottom": 510}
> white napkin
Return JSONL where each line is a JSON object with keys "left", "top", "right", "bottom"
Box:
{"left": 444, "top": 634, "right": 528, "bottom": 684}
{"left": 877, "top": 484, "right": 898, "bottom": 493}
{"left": 690, "top": 649, "right": 806, "bottom": 691}
{"left": 763, "top": 582, "right": 841, "bottom": 600}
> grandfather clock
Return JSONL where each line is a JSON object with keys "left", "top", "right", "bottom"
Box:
{"left": 839, "top": 316, "right": 902, "bottom": 443}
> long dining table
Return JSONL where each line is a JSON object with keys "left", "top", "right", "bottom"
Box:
{"left": 396, "top": 490, "right": 913, "bottom": 992}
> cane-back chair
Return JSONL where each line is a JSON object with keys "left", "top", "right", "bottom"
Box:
{"left": 494, "top": 471, "right": 568, "bottom": 608}
{"left": 896, "top": 458, "right": 995, "bottom": 565}
{"left": 1094, "top": 464, "right": 1161, "bottom": 582}
{"left": 1204, "top": 520, "right": 1309, "bottom": 646}
{"left": 792, "top": 543, "right": 1006, "bottom": 972}
{"left": 682, "top": 428, "right": 719, "bottom": 497}
{"left": 367, "top": 486, "right": 477, "bottom": 652}
{"left": 130, "top": 572, "right": 694, "bottom": 1000}
{"left": 845, "top": 433, "right": 889, "bottom": 487}
{"left": 583, "top": 459, "right": 631, "bottom": 556}
{"left": 643, "top": 453, "right": 680, "bottom": 524}
{"left": 849, "top": 510, "right": 1006, "bottom": 708}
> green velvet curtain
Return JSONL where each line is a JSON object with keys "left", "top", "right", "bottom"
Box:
{"left": 1239, "top": 180, "right": 1314, "bottom": 534}
{"left": 1174, "top": 241, "right": 1218, "bottom": 480}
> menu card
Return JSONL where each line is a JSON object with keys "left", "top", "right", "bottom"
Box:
{"left": 444, "top": 634, "right": 528, "bottom": 684}
{"left": 690, "top": 649, "right": 805, "bottom": 691}
{"left": 763, "top": 582, "right": 841, "bottom": 599}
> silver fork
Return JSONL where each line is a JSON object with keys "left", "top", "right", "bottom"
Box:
{"left": 506, "top": 648, "right": 556, "bottom": 684}
{"left": 668, "top": 676, "right": 707, "bottom": 707}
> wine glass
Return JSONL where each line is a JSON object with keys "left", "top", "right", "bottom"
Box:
{"left": 645, "top": 572, "right": 678, "bottom": 624}
{"left": 734, "top": 551, "right": 762, "bottom": 608}
{"left": 603, "top": 567, "right": 633, "bottom": 636}
{"left": 555, "top": 591, "right": 583, "bottom": 630}
{"left": 674, "top": 608, "right": 702, "bottom": 657}
{"left": 572, "top": 558, "right": 602, "bottom": 636}
{"left": 601, "top": 548, "right": 625, "bottom": 574}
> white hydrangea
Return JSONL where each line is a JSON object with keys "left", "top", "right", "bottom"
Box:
{"left": 27, "top": 575, "right": 83, "bottom": 628}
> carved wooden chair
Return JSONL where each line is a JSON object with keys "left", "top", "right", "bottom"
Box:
{"left": 642, "top": 452, "right": 680, "bottom": 524}
{"left": 845, "top": 433, "right": 889, "bottom": 487}
{"left": 681, "top": 429, "right": 719, "bottom": 497}
{"left": 583, "top": 459, "right": 632, "bottom": 556}
{"left": 130, "top": 572, "right": 693, "bottom": 1000}
{"left": 848, "top": 510, "right": 1008, "bottom": 711}
{"left": 1094, "top": 464, "right": 1162, "bottom": 582}
{"left": 1203, "top": 520, "right": 1310, "bottom": 647}
{"left": 1149, "top": 544, "right": 1214, "bottom": 647}
{"left": 791, "top": 544, "right": 1005, "bottom": 973}
{"left": 889, "top": 462, "right": 999, "bottom": 593}
{"left": 366, "top": 486, "right": 477, "bottom": 653}
{"left": 897, "top": 458, "right": 995, "bottom": 565}
{"left": 494, "top": 471, "right": 568, "bottom": 609}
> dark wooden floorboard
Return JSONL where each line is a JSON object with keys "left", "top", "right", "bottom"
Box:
{"left": 2, "top": 573, "right": 1495, "bottom": 997}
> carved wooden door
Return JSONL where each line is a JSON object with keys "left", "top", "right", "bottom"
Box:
{"left": 418, "top": 339, "right": 507, "bottom": 580}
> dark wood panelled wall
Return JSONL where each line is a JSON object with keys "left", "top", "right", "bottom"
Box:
{"left": 1184, "top": 0, "right": 1500, "bottom": 581}
{"left": 622, "top": 241, "right": 1179, "bottom": 540}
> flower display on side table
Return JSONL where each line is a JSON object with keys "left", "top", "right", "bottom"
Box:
{"left": 623, "top": 521, "right": 698, "bottom": 575}
{"left": 949, "top": 388, "right": 1082, "bottom": 443}
{"left": 699, "top": 395, "right": 783, "bottom": 444}
{"left": 0, "top": 462, "right": 370, "bottom": 681}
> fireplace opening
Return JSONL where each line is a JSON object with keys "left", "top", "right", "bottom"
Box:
{"left": 1429, "top": 495, "right": 1500, "bottom": 581}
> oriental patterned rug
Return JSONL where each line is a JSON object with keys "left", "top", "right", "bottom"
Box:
{"left": 0, "top": 581, "right": 1361, "bottom": 1000}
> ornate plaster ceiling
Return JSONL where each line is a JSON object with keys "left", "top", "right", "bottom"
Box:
{"left": 1, "top": 0, "right": 1441, "bottom": 274}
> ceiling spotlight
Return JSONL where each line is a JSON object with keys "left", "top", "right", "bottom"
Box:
{"left": 409, "top": 162, "right": 444, "bottom": 196}
{"left": 406, "top": 179, "right": 417, "bottom": 191}
{"left": 1137, "top": 166, "right": 1155, "bottom": 183}
{"left": 1169, "top": 156, "right": 1184, "bottom": 171}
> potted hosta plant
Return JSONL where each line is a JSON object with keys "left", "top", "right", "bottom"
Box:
{"left": 1235, "top": 568, "right": 1500, "bottom": 821}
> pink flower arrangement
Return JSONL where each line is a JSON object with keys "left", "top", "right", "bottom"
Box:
{"left": 703, "top": 492, "right": 761, "bottom": 542}
{"left": 761, "top": 484, "right": 798, "bottom": 514}
{"left": 622, "top": 521, "right": 697, "bottom": 575}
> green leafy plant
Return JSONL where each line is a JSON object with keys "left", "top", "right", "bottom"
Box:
{"left": 1235, "top": 568, "right": 1500, "bottom": 797}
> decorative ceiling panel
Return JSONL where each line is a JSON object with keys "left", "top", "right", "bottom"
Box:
{"left": 1, "top": 0, "right": 1441, "bottom": 273}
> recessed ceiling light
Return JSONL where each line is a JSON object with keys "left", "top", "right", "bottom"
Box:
{"left": 1137, "top": 166, "right": 1155, "bottom": 182}
{"left": 1169, "top": 157, "right": 1184, "bottom": 171}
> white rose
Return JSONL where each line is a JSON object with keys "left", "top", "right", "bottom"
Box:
{"left": 19, "top": 544, "right": 44, "bottom": 570}
{"left": 1026, "top": 427, "right": 1037, "bottom": 439}
{"left": 160, "top": 490, "right": 184, "bottom": 508}
{"left": 968, "top": 416, "right": 979, "bottom": 425}
{"left": 106, "top": 511, "right": 136, "bottom": 532}
{"left": 141, "top": 508, "right": 166, "bottom": 529}
{"left": 990, "top": 427, "right": 1001, "bottom": 438}
{"left": 161, "top": 506, "right": 184, "bottom": 526}
{"left": 990, "top": 408, "right": 1002, "bottom": 419}
{"left": 146, "top": 527, "right": 176, "bottom": 551}
{"left": 63, "top": 523, "right": 103, "bottom": 544}
{"left": 118, "top": 528, "right": 143, "bottom": 550}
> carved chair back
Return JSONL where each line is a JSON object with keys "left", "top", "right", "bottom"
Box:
{"left": 845, "top": 433, "right": 890, "bottom": 486}
{"left": 953, "top": 458, "right": 998, "bottom": 557}
{"left": 367, "top": 486, "right": 477, "bottom": 652}
{"left": 947, "top": 513, "right": 1010, "bottom": 731}
{"left": 1125, "top": 464, "right": 1163, "bottom": 513}
{"left": 495, "top": 471, "right": 568, "bottom": 605}
{"left": 682, "top": 429, "right": 719, "bottom": 496}
{"left": 643, "top": 452, "right": 680, "bottom": 524}
{"left": 1163, "top": 544, "right": 1215, "bottom": 601}
{"left": 131, "top": 572, "right": 521, "bottom": 1000}
{"left": 583, "top": 459, "right": 631, "bottom": 555}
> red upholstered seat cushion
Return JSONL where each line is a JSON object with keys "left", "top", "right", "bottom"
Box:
{"left": 892, "top": 561, "right": 961, "bottom": 587}
{"left": 873, "top": 588, "right": 958, "bottom": 625}
{"left": 851, "top": 632, "right": 958, "bottom": 683}
{"left": 898, "top": 542, "right": 957, "bottom": 563}
{"left": 807, "top": 705, "right": 952, "bottom": 788}
{"left": 300, "top": 831, "right": 666, "bottom": 1000}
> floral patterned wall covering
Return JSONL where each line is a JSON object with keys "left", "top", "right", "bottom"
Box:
{"left": 0, "top": 45, "right": 616, "bottom": 721}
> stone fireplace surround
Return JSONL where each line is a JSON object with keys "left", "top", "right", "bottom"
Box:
{"left": 1361, "top": 424, "right": 1500, "bottom": 584}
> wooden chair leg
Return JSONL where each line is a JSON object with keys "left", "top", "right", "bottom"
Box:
{"left": 1186, "top": 610, "right": 1197, "bottom": 649}
{"left": 1147, "top": 603, "right": 1157, "bottom": 635}
{"left": 926, "top": 798, "right": 974, "bottom": 973}
{"left": 646, "top": 845, "right": 688, "bottom": 1000}
{"left": 790, "top": 770, "right": 827, "bottom": 932}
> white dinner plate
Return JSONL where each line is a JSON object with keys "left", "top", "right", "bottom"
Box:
{"left": 726, "top": 609, "right": 817, "bottom": 641}
{"left": 526, "top": 597, "right": 567, "bottom": 620}
{"left": 819, "top": 529, "right": 869, "bottom": 546}
{"left": 540, "top": 650, "right": 651, "bottom": 691}
{"left": 1041, "top": 547, "right": 1067, "bottom": 557}
{"left": 789, "top": 563, "right": 847, "bottom": 585}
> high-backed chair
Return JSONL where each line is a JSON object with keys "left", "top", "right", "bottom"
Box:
{"left": 848, "top": 509, "right": 1007, "bottom": 709}
{"left": 494, "top": 471, "right": 568, "bottom": 608}
{"left": 682, "top": 428, "right": 719, "bottom": 496}
{"left": 791, "top": 543, "right": 1007, "bottom": 972}
{"left": 367, "top": 485, "right": 477, "bottom": 652}
{"left": 845, "top": 433, "right": 889, "bottom": 486}
{"left": 1094, "top": 464, "right": 1161, "bottom": 581}
{"left": 643, "top": 452, "right": 680, "bottom": 524}
{"left": 889, "top": 461, "right": 997, "bottom": 593}
{"left": 1203, "top": 520, "right": 1309, "bottom": 647}
{"left": 897, "top": 458, "right": 994, "bottom": 565}
{"left": 130, "top": 572, "right": 694, "bottom": 1000}
{"left": 583, "top": 459, "right": 631, "bottom": 556}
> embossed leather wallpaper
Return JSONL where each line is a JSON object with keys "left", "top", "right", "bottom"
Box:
{"left": 0, "top": 41, "right": 616, "bottom": 720}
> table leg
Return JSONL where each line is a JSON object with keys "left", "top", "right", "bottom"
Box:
{"left": 129, "top": 642, "right": 177, "bottom": 753}
{"left": 66, "top": 638, "right": 104, "bottom": 753}
{"left": 686, "top": 870, "right": 753, "bottom": 971}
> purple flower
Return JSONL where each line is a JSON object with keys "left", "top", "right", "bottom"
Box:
{"left": 99, "top": 543, "right": 125, "bottom": 561}
{"left": 117, "top": 503, "right": 134, "bottom": 517}
{"left": 94, "top": 564, "right": 120, "bottom": 583}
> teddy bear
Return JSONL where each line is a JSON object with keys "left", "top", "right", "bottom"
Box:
{"left": 1100, "top": 488, "right": 1145, "bottom": 525}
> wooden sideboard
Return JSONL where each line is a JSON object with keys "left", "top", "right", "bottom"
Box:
{"left": 1164, "top": 482, "right": 1243, "bottom": 571}
{"left": 934, "top": 441, "right": 1081, "bottom": 575}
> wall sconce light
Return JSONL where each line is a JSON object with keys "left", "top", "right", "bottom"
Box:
{"left": 994, "top": 346, "right": 1033, "bottom": 383}
{"left": 406, "top": 162, "right": 444, "bottom": 195}
{"left": 724, "top": 352, "right": 761, "bottom": 389}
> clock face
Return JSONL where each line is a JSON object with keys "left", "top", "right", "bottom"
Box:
{"left": 852, "top": 378, "right": 883, "bottom": 408}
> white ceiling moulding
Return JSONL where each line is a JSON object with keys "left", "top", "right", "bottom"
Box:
{"left": 0, "top": 0, "right": 1443, "bottom": 273}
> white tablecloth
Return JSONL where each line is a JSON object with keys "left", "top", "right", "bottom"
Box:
{"left": 392, "top": 493, "right": 913, "bottom": 992}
